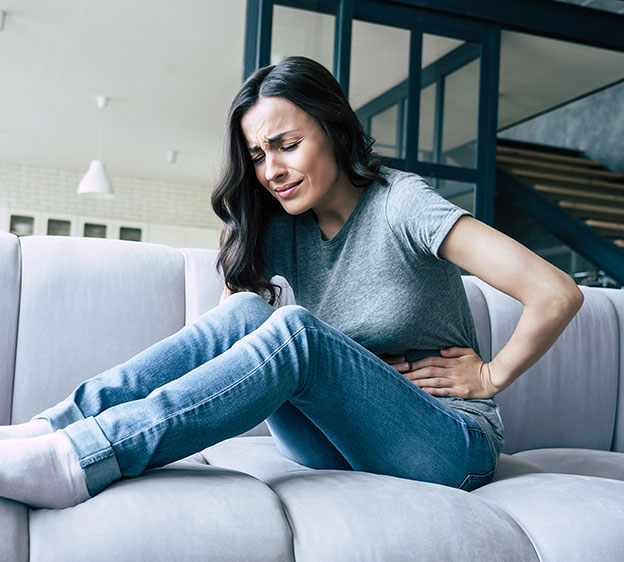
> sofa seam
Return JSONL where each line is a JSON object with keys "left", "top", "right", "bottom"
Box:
{"left": 602, "top": 290, "right": 622, "bottom": 452}
{"left": 8, "top": 235, "right": 23, "bottom": 425}
{"left": 475, "top": 494, "right": 544, "bottom": 562}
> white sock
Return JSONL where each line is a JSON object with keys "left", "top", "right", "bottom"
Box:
{"left": 0, "top": 432, "right": 91, "bottom": 509}
{"left": 0, "top": 419, "right": 53, "bottom": 440}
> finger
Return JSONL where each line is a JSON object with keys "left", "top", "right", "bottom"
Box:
{"left": 407, "top": 367, "right": 450, "bottom": 380}
{"left": 386, "top": 355, "right": 407, "bottom": 365}
{"left": 411, "top": 377, "right": 450, "bottom": 388}
{"left": 409, "top": 356, "right": 453, "bottom": 369}
{"left": 417, "top": 386, "right": 456, "bottom": 397}
{"left": 377, "top": 353, "right": 406, "bottom": 362}
{"left": 391, "top": 362, "right": 411, "bottom": 373}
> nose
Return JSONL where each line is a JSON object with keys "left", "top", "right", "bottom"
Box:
{"left": 264, "top": 152, "right": 287, "bottom": 184}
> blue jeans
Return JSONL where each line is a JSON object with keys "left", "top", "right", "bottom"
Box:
{"left": 34, "top": 292, "right": 495, "bottom": 497}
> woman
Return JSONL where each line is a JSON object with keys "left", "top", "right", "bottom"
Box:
{"left": 0, "top": 56, "right": 583, "bottom": 509}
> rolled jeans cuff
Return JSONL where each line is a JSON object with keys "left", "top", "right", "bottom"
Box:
{"left": 61, "top": 416, "right": 122, "bottom": 497}
{"left": 31, "top": 399, "right": 86, "bottom": 431}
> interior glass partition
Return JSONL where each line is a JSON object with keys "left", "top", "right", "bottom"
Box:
{"left": 246, "top": 0, "right": 500, "bottom": 224}
{"left": 350, "top": 20, "right": 410, "bottom": 160}
{"left": 271, "top": 5, "right": 335, "bottom": 69}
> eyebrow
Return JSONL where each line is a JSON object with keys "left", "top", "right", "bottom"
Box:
{"left": 248, "top": 130, "right": 298, "bottom": 154}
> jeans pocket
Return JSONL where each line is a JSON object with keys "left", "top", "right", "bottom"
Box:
{"left": 457, "top": 467, "right": 496, "bottom": 492}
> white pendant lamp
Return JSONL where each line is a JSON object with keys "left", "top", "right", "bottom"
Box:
{"left": 78, "top": 95, "right": 114, "bottom": 199}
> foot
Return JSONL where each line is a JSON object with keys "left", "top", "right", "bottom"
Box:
{"left": 0, "top": 432, "right": 91, "bottom": 509}
{"left": 0, "top": 419, "right": 53, "bottom": 440}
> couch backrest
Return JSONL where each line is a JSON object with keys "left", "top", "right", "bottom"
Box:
{"left": 2, "top": 237, "right": 622, "bottom": 456}
{"left": 0, "top": 233, "right": 21, "bottom": 425}
{"left": 9, "top": 235, "right": 186, "bottom": 424}
{"left": 464, "top": 277, "right": 623, "bottom": 455}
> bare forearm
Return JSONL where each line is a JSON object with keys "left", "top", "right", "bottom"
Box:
{"left": 489, "top": 291, "right": 583, "bottom": 393}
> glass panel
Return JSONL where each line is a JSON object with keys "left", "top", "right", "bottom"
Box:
{"left": 84, "top": 223, "right": 107, "bottom": 238}
{"left": 498, "top": 31, "right": 624, "bottom": 132}
{"left": 419, "top": 34, "right": 480, "bottom": 168}
{"left": 370, "top": 104, "right": 401, "bottom": 158}
{"left": 47, "top": 219, "right": 71, "bottom": 236}
{"left": 271, "top": 5, "right": 335, "bottom": 70}
{"left": 120, "top": 227, "right": 142, "bottom": 242}
{"left": 494, "top": 198, "right": 606, "bottom": 284}
{"left": 10, "top": 215, "right": 34, "bottom": 237}
{"left": 418, "top": 83, "right": 436, "bottom": 162}
{"left": 350, "top": 20, "right": 410, "bottom": 158}
{"left": 442, "top": 58, "right": 480, "bottom": 168}
{"left": 437, "top": 179, "right": 475, "bottom": 215}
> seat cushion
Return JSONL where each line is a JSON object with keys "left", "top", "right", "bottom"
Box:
{"left": 511, "top": 448, "right": 624, "bottom": 481}
{"left": 0, "top": 498, "right": 29, "bottom": 562}
{"left": 473, "top": 473, "right": 624, "bottom": 562}
{"left": 202, "top": 437, "right": 538, "bottom": 562}
{"left": 29, "top": 462, "right": 294, "bottom": 562}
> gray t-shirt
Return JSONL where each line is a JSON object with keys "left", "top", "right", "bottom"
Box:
{"left": 262, "top": 165, "right": 505, "bottom": 471}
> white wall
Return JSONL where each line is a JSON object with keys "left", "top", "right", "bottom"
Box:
{"left": 0, "top": 162, "right": 221, "bottom": 249}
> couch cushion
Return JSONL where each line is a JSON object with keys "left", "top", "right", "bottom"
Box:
{"left": 470, "top": 279, "right": 619, "bottom": 454}
{"left": 179, "top": 248, "right": 223, "bottom": 325}
{"left": 597, "top": 287, "right": 624, "bottom": 453}
{"left": 11, "top": 236, "right": 186, "bottom": 423}
{"left": 0, "top": 498, "right": 29, "bottom": 562}
{"left": 473, "top": 473, "right": 624, "bottom": 562}
{"left": 201, "top": 438, "right": 537, "bottom": 561}
{"left": 268, "top": 470, "right": 538, "bottom": 562}
{"left": 29, "top": 463, "right": 294, "bottom": 562}
{"left": 462, "top": 276, "right": 492, "bottom": 362}
{"left": 200, "top": 436, "right": 315, "bottom": 481}
{"left": 490, "top": 453, "right": 548, "bottom": 482}
{"left": 511, "top": 448, "right": 624, "bottom": 481}
{"left": 0, "top": 233, "right": 20, "bottom": 425}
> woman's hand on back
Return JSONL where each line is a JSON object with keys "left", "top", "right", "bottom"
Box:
{"left": 377, "top": 349, "right": 501, "bottom": 399}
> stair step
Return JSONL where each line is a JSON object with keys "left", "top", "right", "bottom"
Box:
{"left": 496, "top": 145, "right": 602, "bottom": 168}
{"left": 559, "top": 200, "right": 624, "bottom": 221}
{"left": 615, "top": 239, "right": 624, "bottom": 248}
{"left": 497, "top": 155, "right": 623, "bottom": 180}
{"left": 534, "top": 184, "right": 624, "bottom": 205}
{"left": 585, "top": 219, "right": 624, "bottom": 235}
{"left": 508, "top": 169, "right": 624, "bottom": 193}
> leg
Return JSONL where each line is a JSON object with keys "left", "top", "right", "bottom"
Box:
{"left": 265, "top": 401, "right": 352, "bottom": 470}
{"left": 61, "top": 296, "right": 492, "bottom": 499}
{"left": 32, "top": 292, "right": 276, "bottom": 430}
{"left": 1, "top": 295, "right": 493, "bottom": 508}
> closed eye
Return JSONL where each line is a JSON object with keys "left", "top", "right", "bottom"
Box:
{"left": 251, "top": 142, "right": 300, "bottom": 164}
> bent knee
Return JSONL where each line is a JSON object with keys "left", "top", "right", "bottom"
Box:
{"left": 271, "top": 304, "right": 316, "bottom": 327}
{"left": 226, "top": 290, "right": 267, "bottom": 306}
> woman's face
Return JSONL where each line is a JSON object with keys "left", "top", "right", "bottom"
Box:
{"left": 240, "top": 96, "right": 346, "bottom": 216}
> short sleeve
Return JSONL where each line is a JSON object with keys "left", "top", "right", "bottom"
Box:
{"left": 385, "top": 173, "right": 472, "bottom": 260}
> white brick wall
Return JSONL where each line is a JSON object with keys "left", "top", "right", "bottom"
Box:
{"left": 0, "top": 161, "right": 221, "bottom": 230}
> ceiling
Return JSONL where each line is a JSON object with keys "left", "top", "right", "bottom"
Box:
{"left": 1, "top": 1, "right": 623, "bottom": 187}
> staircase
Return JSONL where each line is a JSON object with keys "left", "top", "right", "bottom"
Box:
{"left": 496, "top": 139, "right": 624, "bottom": 249}
{"left": 494, "top": 139, "right": 624, "bottom": 286}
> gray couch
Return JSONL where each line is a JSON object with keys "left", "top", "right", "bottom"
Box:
{"left": 1, "top": 231, "right": 623, "bottom": 562}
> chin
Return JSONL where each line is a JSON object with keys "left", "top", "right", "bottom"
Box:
{"left": 279, "top": 199, "right": 311, "bottom": 216}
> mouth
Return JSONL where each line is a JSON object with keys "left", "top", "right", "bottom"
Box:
{"left": 275, "top": 180, "right": 303, "bottom": 198}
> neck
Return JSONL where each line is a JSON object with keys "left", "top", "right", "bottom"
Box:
{"left": 312, "top": 173, "right": 364, "bottom": 241}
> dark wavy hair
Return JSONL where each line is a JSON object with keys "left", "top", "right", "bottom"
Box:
{"left": 211, "top": 55, "right": 388, "bottom": 305}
